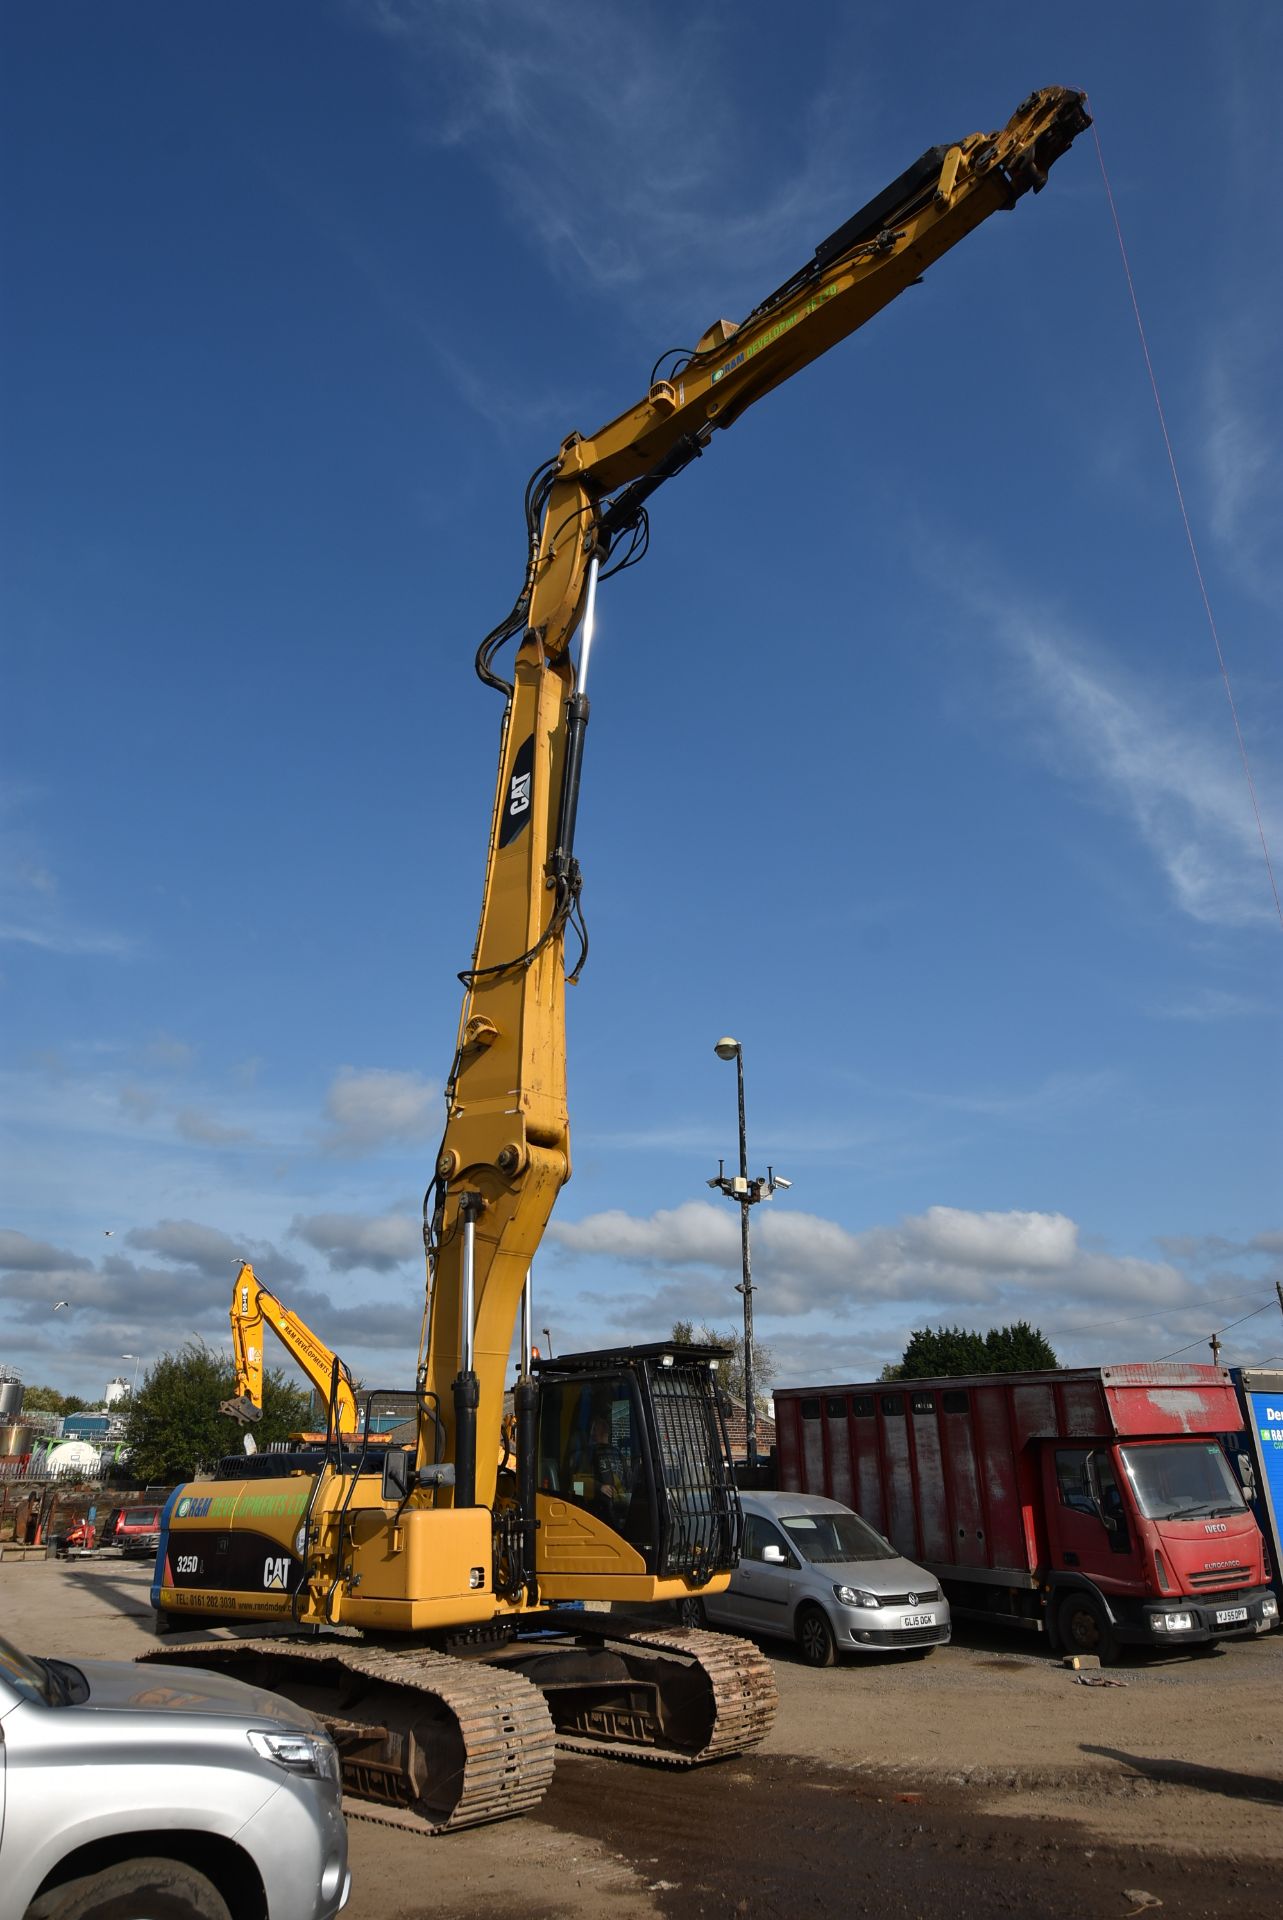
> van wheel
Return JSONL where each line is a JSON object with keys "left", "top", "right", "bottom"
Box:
{"left": 26, "top": 1857, "right": 231, "bottom": 1920}
{"left": 1057, "top": 1589, "right": 1119, "bottom": 1666}
{"left": 676, "top": 1596, "right": 707, "bottom": 1629}
{"left": 796, "top": 1604, "right": 837, "bottom": 1667}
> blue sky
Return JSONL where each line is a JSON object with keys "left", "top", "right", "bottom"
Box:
{"left": 3, "top": 2, "right": 1280, "bottom": 1406}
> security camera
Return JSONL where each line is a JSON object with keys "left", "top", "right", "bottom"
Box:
{"left": 772, "top": 1175, "right": 792, "bottom": 1190}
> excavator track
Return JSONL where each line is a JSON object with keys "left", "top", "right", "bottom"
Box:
{"left": 140, "top": 1638, "right": 555, "bottom": 1833}
{"left": 497, "top": 1622, "right": 778, "bottom": 1766}
{"left": 141, "top": 1622, "right": 774, "bottom": 1833}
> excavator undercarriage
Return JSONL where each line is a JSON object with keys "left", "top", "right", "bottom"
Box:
{"left": 142, "top": 1619, "right": 778, "bottom": 1833}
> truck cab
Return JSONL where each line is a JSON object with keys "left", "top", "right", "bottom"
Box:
{"left": 1044, "top": 1435, "right": 1276, "bottom": 1657}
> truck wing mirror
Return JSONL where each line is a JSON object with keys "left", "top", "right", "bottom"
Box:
{"left": 381, "top": 1449, "right": 411, "bottom": 1504}
{"left": 762, "top": 1543, "right": 787, "bottom": 1565}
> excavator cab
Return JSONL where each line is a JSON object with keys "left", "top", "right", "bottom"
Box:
{"left": 532, "top": 1344, "right": 741, "bottom": 1595}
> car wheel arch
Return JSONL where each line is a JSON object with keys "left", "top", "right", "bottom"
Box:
{"left": 25, "top": 1831, "right": 267, "bottom": 1920}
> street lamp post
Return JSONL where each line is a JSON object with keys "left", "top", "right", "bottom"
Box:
{"left": 121, "top": 1353, "right": 142, "bottom": 1398}
{"left": 708, "top": 1038, "right": 790, "bottom": 1469}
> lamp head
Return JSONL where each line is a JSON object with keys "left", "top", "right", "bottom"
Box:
{"left": 714, "top": 1037, "right": 740, "bottom": 1062}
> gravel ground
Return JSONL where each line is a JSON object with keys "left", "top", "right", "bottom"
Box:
{"left": 4, "top": 1558, "right": 1279, "bottom": 1919}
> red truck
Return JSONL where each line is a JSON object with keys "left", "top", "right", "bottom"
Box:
{"left": 775, "top": 1363, "right": 1278, "bottom": 1661}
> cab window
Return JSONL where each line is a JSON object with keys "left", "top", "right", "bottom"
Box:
{"left": 1055, "top": 1447, "right": 1130, "bottom": 1552}
{"left": 537, "top": 1376, "right": 648, "bottom": 1545}
{"left": 742, "top": 1515, "right": 797, "bottom": 1566}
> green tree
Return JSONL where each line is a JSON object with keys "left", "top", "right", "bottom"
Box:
{"left": 670, "top": 1320, "right": 775, "bottom": 1412}
{"left": 984, "top": 1321, "right": 1058, "bottom": 1371}
{"left": 899, "top": 1326, "right": 989, "bottom": 1379}
{"left": 18, "top": 1384, "right": 65, "bottom": 1413}
{"left": 15, "top": 1385, "right": 93, "bottom": 1415}
{"left": 121, "top": 1343, "right": 313, "bottom": 1484}
{"left": 894, "top": 1322, "right": 1059, "bottom": 1380}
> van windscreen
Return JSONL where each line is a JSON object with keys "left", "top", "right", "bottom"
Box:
{"left": 779, "top": 1510, "right": 896, "bottom": 1564}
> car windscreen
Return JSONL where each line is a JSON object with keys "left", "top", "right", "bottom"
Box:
{"left": 1119, "top": 1442, "right": 1248, "bottom": 1522}
{"left": 779, "top": 1510, "right": 897, "bottom": 1563}
{"left": 0, "top": 1634, "right": 57, "bottom": 1705}
{"left": 123, "top": 1508, "right": 160, "bottom": 1527}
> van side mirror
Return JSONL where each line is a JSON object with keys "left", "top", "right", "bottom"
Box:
{"left": 762, "top": 1543, "right": 787, "bottom": 1566}
{"left": 381, "top": 1449, "right": 411, "bottom": 1504}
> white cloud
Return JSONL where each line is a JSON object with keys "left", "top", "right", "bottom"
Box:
{"left": 550, "top": 1199, "right": 1199, "bottom": 1323}
{"left": 1149, "top": 987, "right": 1271, "bottom": 1023}
{"left": 125, "top": 1219, "right": 304, "bottom": 1286}
{"left": 145, "top": 1034, "right": 196, "bottom": 1071}
{"left": 902, "top": 1071, "right": 1117, "bottom": 1121}
{"left": 322, "top": 1067, "right": 439, "bottom": 1154}
{"left": 551, "top": 1200, "right": 739, "bottom": 1271}
{"left": 174, "top": 1108, "right": 254, "bottom": 1146}
{"left": 1203, "top": 331, "right": 1282, "bottom": 606}
{"left": 292, "top": 1209, "right": 421, "bottom": 1274}
{"left": 903, "top": 1206, "right": 1076, "bottom": 1271}
{"left": 0, "top": 1230, "right": 92, "bottom": 1274}
{"left": 0, "top": 801, "right": 135, "bottom": 958}
{"left": 363, "top": 1, "right": 855, "bottom": 315}
{"left": 990, "top": 602, "right": 1280, "bottom": 927}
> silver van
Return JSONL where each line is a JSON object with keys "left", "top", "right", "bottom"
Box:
{"left": 693, "top": 1490, "right": 951, "bottom": 1665}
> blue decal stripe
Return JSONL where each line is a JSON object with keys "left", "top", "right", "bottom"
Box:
{"left": 151, "top": 1483, "right": 186, "bottom": 1609}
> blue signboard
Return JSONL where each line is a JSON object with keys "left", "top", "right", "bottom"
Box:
{"left": 1231, "top": 1369, "right": 1283, "bottom": 1603}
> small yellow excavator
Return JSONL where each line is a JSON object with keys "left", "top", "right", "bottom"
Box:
{"left": 147, "top": 86, "right": 1090, "bottom": 1834}
{"left": 218, "top": 1261, "right": 360, "bottom": 1438}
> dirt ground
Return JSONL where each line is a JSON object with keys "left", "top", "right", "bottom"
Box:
{"left": 4, "top": 1558, "right": 1280, "bottom": 1919}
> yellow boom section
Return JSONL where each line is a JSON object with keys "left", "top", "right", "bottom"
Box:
{"left": 221, "top": 1261, "right": 360, "bottom": 1435}
{"left": 420, "top": 87, "right": 1090, "bottom": 1503}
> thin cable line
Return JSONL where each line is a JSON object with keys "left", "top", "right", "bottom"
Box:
{"left": 1157, "top": 1297, "right": 1278, "bottom": 1361}
{"left": 1043, "top": 1288, "right": 1267, "bottom": 1343}
{"left": 1091, "top": 117, "right": 1282, "bottom": 931}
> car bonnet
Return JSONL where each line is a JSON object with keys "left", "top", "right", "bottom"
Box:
{"left": 69, "top": 1657, "right": 323, "bottom": 1729}
{"left": 823, "top": 1555, "right": 940, "bottom": 1598}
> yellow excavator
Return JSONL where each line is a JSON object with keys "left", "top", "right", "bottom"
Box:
{"left": 219, "top": 1261, "right": 360, "bottom": 1438}
{"left": 147, "top": 87, "right": 1091, "bottom": 1832}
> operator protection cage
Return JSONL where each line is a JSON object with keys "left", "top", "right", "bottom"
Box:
{"left": 532, "top": 1343, "right": 743, "bottom": 1585}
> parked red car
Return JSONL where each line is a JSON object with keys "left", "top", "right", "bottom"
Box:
{"left": 110, "top": 1505, "right": 162, "bottom": 1558}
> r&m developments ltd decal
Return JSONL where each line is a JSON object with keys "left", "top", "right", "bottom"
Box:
{"left": 710, "top": 283, "right": 840, "bottom": 386}
{"left": 174, "top": 1488, "right": 309, "bottom": 1523}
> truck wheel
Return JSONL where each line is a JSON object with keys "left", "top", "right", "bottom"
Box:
{"left": 26, "top": 1857, "right": 231, "bottom": 1920}
{"left": 1057, "top": 1590, "right": 1119, "bottom": 1666}
{"left": 676, "top": 1595, "right": 707, "bottom": 1629}
{"left": 796, "top": 1604, "right": 838, "bottom": 1668}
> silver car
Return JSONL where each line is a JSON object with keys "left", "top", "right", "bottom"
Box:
{"left": 696, "top": 1490, "right": 951, "bottom": 1665}
{"left": 0, "top": 1635, "right": 350, "bottom": 1920}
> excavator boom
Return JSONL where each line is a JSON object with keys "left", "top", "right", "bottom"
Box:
{"left": 421, "top": 86, "right": 1090, "bottom": 1508}
{"left": 220, "top": 1261, "right": 360, "bottom": 1435}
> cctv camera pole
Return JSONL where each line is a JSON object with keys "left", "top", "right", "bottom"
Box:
{"left": 730, "top": 1046, "right": 759, "bottom": 1469}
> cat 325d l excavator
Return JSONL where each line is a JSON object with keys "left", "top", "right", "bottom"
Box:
{"left": 148, "top": 87, "right": 1091, "bottom": 1834}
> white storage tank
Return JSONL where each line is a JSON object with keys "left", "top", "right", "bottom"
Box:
{"left": 42, "top": 1438, "right": 102, "bottom": 1477}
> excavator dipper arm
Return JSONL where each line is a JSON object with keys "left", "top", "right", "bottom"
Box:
{"left": 420, "top": 86, "right": 1090, "bottom": 1507}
